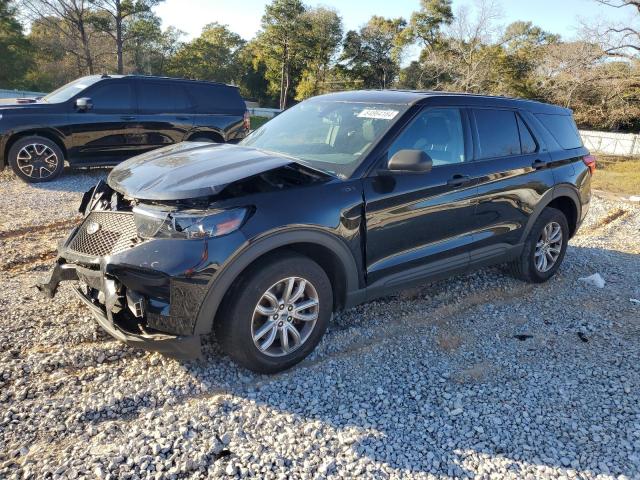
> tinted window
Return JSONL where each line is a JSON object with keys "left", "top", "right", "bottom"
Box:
{"left": 535, "top": 113, "right": 583, "bottom": 149}
{"left": 88, "top": 82, "right": 135, "bottom": 113}
{"left": 138, "top": 82, "right": 192, "bottom": 113}
{"left": 189, "top": 84, "right": 244, "bottom": 114}
{"left": 388, "top": 108, "right": 465, "bottom": 166}
{"left": 474, "top": 109, "right": 521, "bottom": 159}
{"left": 517, "top": 115, "right": 537, "bottom": 154}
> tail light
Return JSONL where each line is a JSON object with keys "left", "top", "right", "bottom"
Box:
{"left": 583, "top": 154, "right": 596, "bottom": 175}
{"left": 243, "top": 111, "right": 251, "bottom": 131}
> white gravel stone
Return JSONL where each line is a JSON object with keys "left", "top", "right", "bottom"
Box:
{"left": 1, "top": 169, "right": 639, "bottom": 479}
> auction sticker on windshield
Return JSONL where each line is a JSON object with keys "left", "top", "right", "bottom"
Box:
{"left": 357, "top": 109, "right": 400, "bottom": 120}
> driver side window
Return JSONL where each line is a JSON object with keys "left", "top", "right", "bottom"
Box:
{"left": 388, "top": 108, "right": 465, "bottom": 166}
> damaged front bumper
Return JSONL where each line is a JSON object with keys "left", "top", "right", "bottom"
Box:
{"left": 37, "top": 260, "right": 202, "bottom": 360}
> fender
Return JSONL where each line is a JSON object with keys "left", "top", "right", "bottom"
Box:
{"left": 193, "top": 227, "right": 360, "bottom": 335}
{"left": 518, "top": 184, "right": 581, "bottom": 243}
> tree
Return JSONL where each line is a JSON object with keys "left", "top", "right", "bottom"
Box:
{"left": 0, "top": 1, "right": 33, "bottom": 89}
{"left": 89, "top": 0, "right": 164, "bottom": 74}
{"left": 295, "top": 7, "right": 343, "bottom": 99}
{"left": 19, "top": 0, "right": 98, "bottom": 74}
{"left": 339, "top": 16, "right": 407, "bottom": 89}
{"left": 167, "top": 22, "right": 245, "bottom": 83}
{"left": 257, "top": 0, "right": 309, "bottom": 109}
{"left": 128, "top": 18, "right": 182, "bottom": 75}
{"left": 593, "top": 1, "right": 639, "bottom": 57}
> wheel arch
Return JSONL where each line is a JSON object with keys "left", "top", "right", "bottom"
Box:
{"left": 520, "top": 185, "right": 581, "bottom": 242}
{"left": 186, "top": 130, "right": 224, "bottom": 143}
{"left": 5, "top": 129, "right": 68, "bottom": 164}
{"left": 193, "top": 229, "right": 360, "bottom": 335}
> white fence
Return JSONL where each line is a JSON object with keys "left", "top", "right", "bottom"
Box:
{"left": 248, "top": 107, "right": 281, "bottom": 118}
{"left": 580, "top": 130, "right": 640, "bottom": 156}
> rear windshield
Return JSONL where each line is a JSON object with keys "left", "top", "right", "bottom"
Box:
{"left": 535, "top": 114, "right": 583, "bottom": 149}
{"left": 188, "top": 83, "right": 245, "bottom": 114}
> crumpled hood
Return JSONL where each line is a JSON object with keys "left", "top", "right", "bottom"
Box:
{"left": 107, "top": 142, "right": 298, "bottom": 201}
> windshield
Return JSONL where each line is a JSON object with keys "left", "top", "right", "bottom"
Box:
{"left": 41, "top": 76, "right": 101, "bottom": 104}
{"left": 240, "top": 101, "right": 408, "bottom": 178}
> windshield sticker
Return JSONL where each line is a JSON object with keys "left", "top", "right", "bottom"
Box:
{"left": 357, "top": 109, "right": 399, "bottom": 120}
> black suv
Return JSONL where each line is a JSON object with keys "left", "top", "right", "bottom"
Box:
{"left": 39, "top": 90, "right": 594, "bottom": 373}
{"left": 0, "top": 75, "right": 249, "bottom": 182}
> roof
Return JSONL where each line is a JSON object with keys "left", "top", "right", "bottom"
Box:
{"left": 309, "top": 89, "right": 571, "bottom": 115}
{"left": 80, "top": 74, "right": 237, "bottom": 89}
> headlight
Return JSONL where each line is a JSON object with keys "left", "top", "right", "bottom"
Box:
{"left": 133, "top": 206, "right": 248, "bottom": 240}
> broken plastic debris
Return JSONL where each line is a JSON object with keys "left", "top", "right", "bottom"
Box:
{"left": 631, "top": 298, "right": 640, "bottom": 305}
{"left": 579, "top": 273, "right": 605, "bottom": 289}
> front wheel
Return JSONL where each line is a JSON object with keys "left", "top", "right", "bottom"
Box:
{"left": 508, "top": 207, "right": 569, "bottom": 283}
{"left": 8, "top": 136, "right": 64, "bottom": 183}
{"left": 215, "top": 254, "right": 333, "bottom": 373}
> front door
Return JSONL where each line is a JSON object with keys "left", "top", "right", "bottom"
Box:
{"left": 363, "top": 107, "right": 478, "bottom": 289}
{"left": 67, "top": 80, "right": 138, "bottom": 164}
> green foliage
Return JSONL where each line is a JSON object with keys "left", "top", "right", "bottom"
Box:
{"left": 167, "top": 23, "right": 245, "bottom": 83}
{"left": 0, "top": 1, "right": 33, "bottom": 89}
{"left": 339, "top": 16, "right": 407, "bottom": 89}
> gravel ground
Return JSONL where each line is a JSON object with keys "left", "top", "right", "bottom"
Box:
{"left": 1, "top": 167, "right": 639, "bottom": 480}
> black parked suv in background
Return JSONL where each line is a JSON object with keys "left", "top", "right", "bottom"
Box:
{"left": 0, "top": 75, "right": 249, "bottom": 182}
{"left": 38, "top": 90, "right": 595, "bottom": 373}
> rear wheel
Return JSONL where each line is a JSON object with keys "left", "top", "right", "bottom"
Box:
{"left": 8, "top": 136, "right": 64, "bottom": 183}
{"left": 215, "top": 254, "right": 332, "bottom": 373}
{"left": 189, "top": 136, "right": 219, "bottom": 143}
{"left": 508, "top": 207, "right": 569, "bottom": 283}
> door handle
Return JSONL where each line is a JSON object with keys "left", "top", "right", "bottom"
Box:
{"left": 531, "top": 159, "right": 545, "bottom": 170}
{"left": 176, "top": 116, "right": 190, "bottom": 121}
{"left": 120, "top": 115, "right": 136, "bottom": 120}
{"left": 447, "top": 174, "right": 472, "bottom": 186}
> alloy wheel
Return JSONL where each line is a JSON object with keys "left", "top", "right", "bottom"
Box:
{"left": 534, "top": 221, "right": 563, "bottom": 272}
{"left": 16, "top": 143, "right": 59, "bottom": 180}
{"left": 251, "top": 276, "right": 320, "bottom": 357}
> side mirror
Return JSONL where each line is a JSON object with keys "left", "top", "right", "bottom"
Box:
{"left": 75, "top": 97, "right": 93, "bottom": 112}
{"left": 387, "top": 149, "right": 433, "bottom": 173}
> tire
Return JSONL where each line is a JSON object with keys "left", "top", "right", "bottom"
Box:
{"left": 508, "top": 207, "right": 569, "bottom": 283}
{"left": 215, "top": 253, "right": 333, "bottom": 374}
{"left": 8, "top": 136, "right": 64, "bottom": 183}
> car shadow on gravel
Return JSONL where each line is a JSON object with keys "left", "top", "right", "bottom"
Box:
{"left": 169, "top": 246, "right": 640, "bottom": 478}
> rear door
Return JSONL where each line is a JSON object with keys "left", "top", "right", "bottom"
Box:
{"left": 67, "top": 79, "right": 138, "bottom": 164}
{"left": 363, "top": 107, "right": 478, "bottom": 289}
{"left": 470, "top": 108, "right": 555, "bottom": 260}
{"left": 132, "top": 79, "right": 194, "bottom": 155}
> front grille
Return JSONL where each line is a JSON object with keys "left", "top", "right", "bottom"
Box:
{"left": 68, "top": 211, "right": 139, "bottom": 257}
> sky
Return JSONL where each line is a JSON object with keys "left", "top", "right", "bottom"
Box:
{"left": 155, "top": 0, "right": 635, "bottom": 43}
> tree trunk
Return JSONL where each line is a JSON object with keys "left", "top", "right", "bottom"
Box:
{"left": 116, "top": 0, "right": 124, "bottom": 74}
{"left": 78, "top": 21, "right": 94, "bottom": 74}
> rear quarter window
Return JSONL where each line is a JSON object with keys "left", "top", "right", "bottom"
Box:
{"left": 189, "top": 84, "right": 245, "bottom": 115}
{"left": 535, "top": 113, "right": 583, "bottom": 150}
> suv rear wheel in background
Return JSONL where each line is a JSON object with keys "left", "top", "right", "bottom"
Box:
{"left": 215, "top": 254, "right": 333, "bottom": 373}
{"left": 8, "top": 136, "right": 64, "bottom": 183}
{"left": 509, "top": 207, "right": 569, "bottom": 283}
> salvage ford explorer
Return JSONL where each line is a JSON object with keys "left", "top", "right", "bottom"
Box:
{"left": 37, "top": 90, "right": 594, "bottom": 373}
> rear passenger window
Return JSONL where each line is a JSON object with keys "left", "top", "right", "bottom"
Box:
{"left": 138, "top": 82, "right": 192, "bottom": 113}
{"left": 388, "top": 108, "right": 465, "bottom": 166}
{"left": 473, "top": 109, "right": 521, "bottom": 159}
{"left": 189, "top": 84, "right": 244, "bottom": 114}
{"left": 517, "top": 115, "right": 537, "bottom": 154}
{"left": 535, "top": 113, "right": 583, "bottom": 149}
